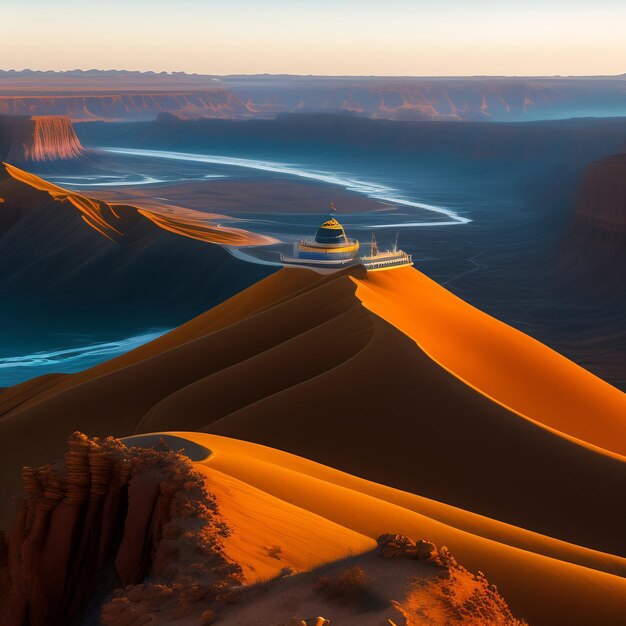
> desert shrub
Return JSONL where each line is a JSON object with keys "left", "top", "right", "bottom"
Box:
{"left": 314, "top": 566, "right": 384, "bottom": 609}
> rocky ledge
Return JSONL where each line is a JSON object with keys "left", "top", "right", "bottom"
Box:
{"left": 0, "top": 433, "right": 242, "bottom": 626}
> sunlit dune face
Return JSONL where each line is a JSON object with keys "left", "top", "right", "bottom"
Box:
{"left": 194, "top": 464, "right": 372, "bottom": 583}
{"left": 136, "top": 205, "right": 277, "bottom": 247}
{"left": 351, "top": 267, "right": 626, "bottom": 457}
{"left": 0, "top": 255, "right": 623, "bottom": 623}
{"left": 1, "top": 162, "right": 276, "bottom": 247}
{"left": 3, "top": 162, "right": 124, "bottom": 240}
{"left": 167, "top": 432, "right": 626, "bottom": 626}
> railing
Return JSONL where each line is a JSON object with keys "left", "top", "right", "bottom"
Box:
{"left": 361, "top": 254, "right": 413, "bottom": 270}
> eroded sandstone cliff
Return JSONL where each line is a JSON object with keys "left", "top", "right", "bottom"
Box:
{"left": 0, "top": 433, "right": 242, "bottom": 626}
{"left": 0, "top": 115, "right": 90, "bottom": 164}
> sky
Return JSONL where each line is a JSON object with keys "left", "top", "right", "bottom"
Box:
{"left": 2, "top": 0, "right": 625, "bottom": 76}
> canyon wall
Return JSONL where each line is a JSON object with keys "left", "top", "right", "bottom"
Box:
{"left": 78, "top": 113, "right": 626, "bottom": 161}
{"left": 0, "top": 433, "right": 242, "bottom": 626}
{"left": 0, "top": 91, "right": 254, "bottom": 122}
{"left": 573, "top": 153, "right": 626, "bottom": 233}
{"left": 0, "top": 115, "right": 90, "bottom": 164}
{"left": 1, "top": 71, "right": 625, "bottom": 122}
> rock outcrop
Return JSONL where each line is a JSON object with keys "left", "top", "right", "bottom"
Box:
{"left": 202, "top": 533, "right": 527, "bottom": 624}
{"left": 0, "top": 433, "right": 242, "bottom": 626}
{"left": 559, "top": 153, "right": 626, "bottom": 292}
{"left": 377, "top": 534, "right": 440, "bottom": 561}
{"left": 0, "top": 115, "right": 90, "bottom": 164}
{"left": 377, "top": 535, "right": 526, "bottom": 625}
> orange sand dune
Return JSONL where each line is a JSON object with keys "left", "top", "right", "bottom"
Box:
{"left": 1, "top": 265, "right": 624, "bottom": 624}
{"left": 1, "top": 162, "right": 274, "bottom": 246}
{"left": 136, "top": 203, "right": 277, "bottom": 246}
{"left": 0, "top": 432, "right": 525, "bottom": 626}
{"left": 0, "top": 267, "right": 624, "bottom": 559}
{"left": 197, "top": 464, "right": 372, "bottom": 584}
{"left": 353, "top": 267, "right": 626, "bottom": 457}
{"left": 4, "top": 161, "right": 124, "bottom": 239}
{"left": 153, "top": 432, "right": 626, "bottom": 626}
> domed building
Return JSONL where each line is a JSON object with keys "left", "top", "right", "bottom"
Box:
{"left": 285, "top": 212, "right": 360, "bottom": 266}
{"left": 280, "top": 205, "right": 413, "bottom": 271}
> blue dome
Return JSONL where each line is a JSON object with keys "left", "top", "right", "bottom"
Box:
{"left": 315, "top": 217, "right": 347, "bottom": 244}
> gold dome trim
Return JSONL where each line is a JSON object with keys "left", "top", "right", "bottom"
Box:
{"left": 319, "top": 218, "right": 343, "bottom": 229}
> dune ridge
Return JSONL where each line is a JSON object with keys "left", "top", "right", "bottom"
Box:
{"left": 1, "top": 433, "right": 530, "bottom": 626}
{"left": 160, "top": 431, "right": 626, "bottom": 626}
{"left": 0, "top": 267, "right": 623, "bottom": 556}
{"left": 351, "top": 267, "right": 626, "bottom": 457}
{"left": 0, "top": 162, "right": 274, "bottom": 246}
{"left": 0, "top": 260, "right": 623, "bottom": 623}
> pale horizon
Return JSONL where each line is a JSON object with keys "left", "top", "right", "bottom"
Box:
{"left": 2, "top": 0, "right": 626, "bottom": 77}
{"left": 2, "top": 68, "right": 626, "bottom": 79}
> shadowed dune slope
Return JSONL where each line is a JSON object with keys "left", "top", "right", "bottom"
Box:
{"left": 352, "top": 267, "right": 626, "bottom": 456}
{"left": 0, "top": 162, "right": 272, "bottom": 332}
{"left": 0, "top": 433, "right": 526, "bottom": 626}
{"left": 172, "top": 432, "right": 626, "bottom": 626}
{"left": 0, "top": 267, "right": 624, "bottom": 563}
{"left": 0, "top": 162, "right": 273, "bottom": 246}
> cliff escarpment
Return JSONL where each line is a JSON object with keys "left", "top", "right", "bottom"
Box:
{"left": 0, "top": 432, "right": 242, "bottom": 626}
{"left": 0, "top": 432, "right": 530, "bottom": 626}
{"left": 1, "top": 72, "right": 626, "bottom": 122}
{"left": 76, "top": 113, "right": 626, "bottom": 164}
{"left": 559, "top": 153, "right": 626, "bottom": 290}
{"left": 0, "top": 115, "right": 90, "bottom": 164}
{"left": 0, "top": 91, "right": 255, "bottom": 122}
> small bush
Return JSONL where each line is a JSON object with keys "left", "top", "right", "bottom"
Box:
{"left": 314, "top": 566, "right": 383, "bottom": 609}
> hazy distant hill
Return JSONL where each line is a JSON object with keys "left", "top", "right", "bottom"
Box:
{"left": 77, "top": 111, "right": 626, "bottom": 161}
{"left": 1, "top": 70, "right": 625, "bottom": 121}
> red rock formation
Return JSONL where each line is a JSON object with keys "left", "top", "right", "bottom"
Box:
{"left": 0, "top": 115, "right": 89, "bottom": 163}
{"left": 377, "top": 534, "right": 440, "bottom": 561}
{"left": 0, "top": 433, "right": 242, "bottom": 626}
{"left": 0, "top": 433, "right": 527, "bottom": 625}
{"left": 559, "top": 153, "right": 626, "bottom": 291}
{"left": 376, "top": 535, "right": 525, "bottom": 625}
